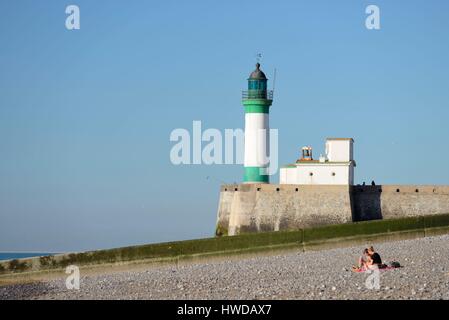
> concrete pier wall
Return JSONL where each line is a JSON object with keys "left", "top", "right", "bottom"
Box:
{"left": 216, "top": 184, "right": 449, "bottom": 236}
{"left": 216, "top": 184, "right": 353, "bottom": 236}
{"left": 352, "top": 185, "right": 449, "bottom": 221}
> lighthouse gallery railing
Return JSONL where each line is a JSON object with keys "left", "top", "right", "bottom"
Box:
{"left": 242, "top": 90, "right": 274, "bottom": 100}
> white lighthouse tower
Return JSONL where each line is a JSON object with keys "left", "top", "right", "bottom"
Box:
{"left": 242, "top": 63, "right": 273, "bottom": 183}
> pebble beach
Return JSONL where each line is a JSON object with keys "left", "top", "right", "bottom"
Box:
{"left": 1, "top": 234, "right": 449, "bottom": 300}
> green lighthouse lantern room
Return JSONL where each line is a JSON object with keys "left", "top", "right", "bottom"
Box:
{"left": 247, "top": 63, "right": 268, "bottom": 99}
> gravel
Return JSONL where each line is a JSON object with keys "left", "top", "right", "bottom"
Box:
{"left": 1, "top": 234, "right": 449, "bottom": 300}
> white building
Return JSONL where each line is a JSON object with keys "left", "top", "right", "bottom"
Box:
{"left": 279, "top": 138, "right": 355, "bottom": 185}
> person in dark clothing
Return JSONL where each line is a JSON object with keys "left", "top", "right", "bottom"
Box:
{"left": 367, "top": 246, "right": 383, "bottom": 268}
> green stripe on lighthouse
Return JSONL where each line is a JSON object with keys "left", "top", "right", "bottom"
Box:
{"left": 243, "top": 99, "right": 272, "bottom": 114}
{"left": 244, "top": 167, "right": 269, "bottom": 183}
{"left": 244, "top": 105, "right": 270, "bottom": 113}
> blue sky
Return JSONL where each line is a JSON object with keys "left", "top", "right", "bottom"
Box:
{"left": 1, "top": 0, "right": 449, "bottom": 252}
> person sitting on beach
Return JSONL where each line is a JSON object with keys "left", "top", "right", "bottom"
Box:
{"left": 358, "top": 248, "right": 369, "bottom": 268}
{"left": 353, "top": 246, "right": 383, "bottom": 271}
{"left": 366, "top": 246, "right": 383, "bottom": 269}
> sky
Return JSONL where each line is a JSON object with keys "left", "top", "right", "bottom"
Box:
{"left": 1, "top": 0, "right": 449, "bottom": 252}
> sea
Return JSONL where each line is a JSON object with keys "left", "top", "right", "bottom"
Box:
{"left": 0, "top": 252, "right": 57, "bottom": 261}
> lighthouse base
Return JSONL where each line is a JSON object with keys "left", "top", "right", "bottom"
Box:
{"left": 243, "top": 167, "right": 269, "bottom": 184}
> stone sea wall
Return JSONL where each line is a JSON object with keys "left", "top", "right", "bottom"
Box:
{"left": 216, "top": 184, "right": 449, "bottom": 236}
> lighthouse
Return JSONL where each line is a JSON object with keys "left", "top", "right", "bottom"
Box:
{"left": 242, "top": 63, "right": 274, "bottom": 183}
